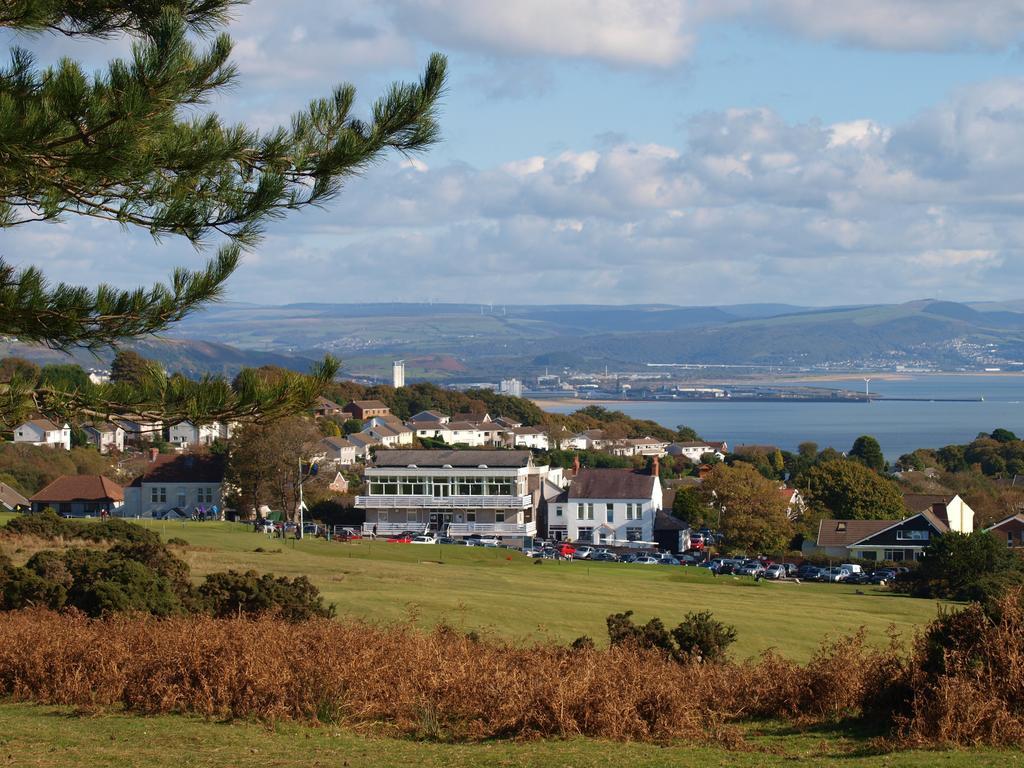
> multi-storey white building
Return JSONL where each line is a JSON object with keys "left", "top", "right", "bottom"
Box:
{"left": 357, "top": 450, "right": 541, "bottom": 543}
{"left": 547, "top": 468, "right": 662, "bottom": 545}
{"left": 82, "top": 422, "right": 125, "bottom": 454}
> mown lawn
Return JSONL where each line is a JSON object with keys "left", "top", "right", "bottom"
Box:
{"left": 80, "top": 518, "right": 953, "bottom": 661}
{"left": 1, "top": 703, "right": 1020, "bottom": 768}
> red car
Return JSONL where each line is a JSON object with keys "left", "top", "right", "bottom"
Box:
{"left": 558, "top": 544, "right": 577, "bottom": 558}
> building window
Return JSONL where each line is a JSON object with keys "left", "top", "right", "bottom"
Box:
{"left": 896, "top": 529, "right": 929, "bottom": 541}
{"left": 576, "top": 503, "right": 584, "bottom": 520}
{"left": 577, "top": 527, "right": 594, "bottom": 543}
{"left": 495, "top": 512, "right": 505, "bottom": 523}
{"left": 555, "top": 505, "right": 563, "bottom": 518}
{"left": 606, "top": 503, "right": 614, "bottom": 523}
{"left": 150, "top": 487, "right": 166, "bottom": 503}
{"left": 861, "top": 550, "right": 877, "bottom": 561}
{"left": 626, "top": 527, "right": 643, "bottom": 542}
{"left": 467, "top": 512, "right": 476, "bottom": 523}
{"left": 586, "top": 503, "right": 594, "bottom": 520}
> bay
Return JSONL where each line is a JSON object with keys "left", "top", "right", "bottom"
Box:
{"left": 535, "top": 374, "right": 1024, "bottom": 460}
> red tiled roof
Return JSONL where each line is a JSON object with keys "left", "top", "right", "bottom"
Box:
{"left": 31, "top": 475, "right": 124, "bottom": 503}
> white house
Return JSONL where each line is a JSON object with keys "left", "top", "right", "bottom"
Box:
{"left": 168, "top": 420, "right": 234, "bottom": 448}
{"left": 608, "top": 437, "right": 670, "bottom": 457}
{"left": 666, "top": 441, "right": 728, "bottom": 462}
{"left": 319, "top": 436, "right": 357, "bottom": 466}
{"left": 408, "top": 410, "right": 450, "bottom": 425}
{"left": 114, "top": 416, "right": 164, "bottom": 445}
{"left": 363, "top": 415, "right": 414, "bottom": 446}
{"left": 82, "top": 422, "right": 125, "bottom": 454}
{"left": 122, "top": 453, "right": 225, "bottom": 518}
{"left": 434, "top": 421, "right": 502, "bottom": 447}
{"left": 14, "top": 419, "right": 71, "bottom": 450}
{"left": 356, "top": 449, "right": 541, "bottom": 544}
{"left": 548, "top": 467, "right": 662, "bottom": 545}
{"left": 560, "top": 429, "right": 607, "bottom": 451}
{"left": 510, "top": 427, "right": 549, "bottom": 451}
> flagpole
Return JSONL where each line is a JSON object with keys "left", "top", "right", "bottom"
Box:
{"left": 298, "top": 456, "right": 304, "bottom": 540}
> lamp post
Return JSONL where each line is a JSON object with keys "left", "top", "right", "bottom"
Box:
{"left": 297, "top": 457, "right": 319, "bottom": 540}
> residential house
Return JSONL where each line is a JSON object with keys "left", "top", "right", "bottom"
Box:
{"left": 14, "top": 419, "right": 71, "bottom": 450}
{"left": 328, "top": 471, "right": 350, "bottom": 494}
{"left": 363, "top": 415, "right": 414, "bottom": 446}
{"left": 82, "top": 422, "right": 125, "bottom": 454}
{"left": 560, "top": 429, "right": 607, "bottom": 451}
{"left": 492, "top": 416, "right": 523, "bottom": 429}
{"left": 608, "top": 437, "right": 669, "bottom": 457}
{"left": 985, "top": 514, "right": 1024, "bottom": 548}
{"left": 806, "top": 495, "right": 975, "bottom": 562}
{"left": 114, "top": 416, "right": 164, "bottom": 445}
{"left": 312, "top": 397, "right": 345, "bottom": 418}
{"left": 653, "top": 510, "right": 690, "bottom": 554}
{"left": 434, "top": 421, "right": 501, "bottom": 447}
{"left": 342, "top": 400, "right": 391, "bottom": 421}
{"left": 319, "top": 436, "right": 357, "bottom": 466}
{"left": 548, "top": 467, "right": 662, "bottom": 545}
{"left": 356, "top": 449, "right": 540, "bottom": 544}
{"left": 408, "top": 410, "right": 450, "bottom": 425}
{"left": 122, "top": 453, "right": 225, "bottom": 518}
{"left": 30, "top": 475, "right": 124, "bottom": 516}
{"left": 168, "top": 420, "right": 229, "bottom": 448}
{"left": 509, "top": 426, "right": 549, "bottom": 451}
{"left": 0, "top": 482, "right": 29, "bottom": 512}
{"left": 346, "top": 432, "right": 379, "bottom": 460}
{"left": 666, "top": 440, "right": 727, "bottom": 462}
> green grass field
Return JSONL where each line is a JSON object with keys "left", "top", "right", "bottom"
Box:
{"left": 2, "top": 515, "right": 1005, "bottom": 766}
{"left": 119, "top": 518, "right": 945, "bottom": 661}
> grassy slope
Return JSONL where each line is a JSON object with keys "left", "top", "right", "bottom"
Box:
{"left": 2, "top": 704, "right": 1020, "bottom": 768}
{"left": 122, "top": 519, "right": 942, "bottom": 661}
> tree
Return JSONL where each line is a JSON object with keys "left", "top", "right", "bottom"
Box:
{"left": 849, "top": 435, "right": 886, "bottom": 473}
{"left": 801, "top": 459, "right": 905, "bottom": 520}
{"left": 701, "top": 463, "right": 791, "bottom": 554}
{"left": 225, "top": 416, "right": 322, "bottom": 518}
{"left": 110, "top": 350, "right": 160, "bottom": 387}
{"left": 0, "top": 3, "right": 446, "bottom": 428}
{"left": 0, "top": 357, "right": 39, "bottom": 384}
{"left": 902, "top": 531, "right": 1024, "bottom": 602}
{"left": 991, "top": 428, "right": 1019, "bottom": 444}
{"left": 672, "top": 486, "right": 709, "bottom": 526}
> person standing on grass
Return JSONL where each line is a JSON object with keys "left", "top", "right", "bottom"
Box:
{"left": 372, "top": 524, "right": 378, "bottom": 539}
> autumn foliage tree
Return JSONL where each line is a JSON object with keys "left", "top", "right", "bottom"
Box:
{"left": 801, "top": 459, "right": 905, "bottom": 522}
{"left": 701, "top": 463, "right": 792, "bottom": 554}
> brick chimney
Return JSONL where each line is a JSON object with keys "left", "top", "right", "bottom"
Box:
{"left": 651, "top": 455, "right": 660, "bottom": 477}
{"left": 149, "top": 447, "right": 159, "bottom": 463}
{"left": 572, "top": 454, "right": 581, "bottom": 475}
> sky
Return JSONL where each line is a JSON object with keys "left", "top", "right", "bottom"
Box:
{"left": 6, "top": 0, "right": 1024, "bottom": 307}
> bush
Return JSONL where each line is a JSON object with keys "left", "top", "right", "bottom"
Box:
{"left": 670, "top": 611, "right": 737, "bottom": 663}
{"left": 198, "top": 570, "right": 335, "bottom": 621}
{"left": 607, "top": 609, "right": 737, "bottom": 663}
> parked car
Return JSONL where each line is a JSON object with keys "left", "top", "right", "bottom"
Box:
{"left": 868, "top": 569, "right": 896, "bottom": 585}
{"left": 387, "top": 533, "right": 413, "bottom": 543}
{"left": 844, "top": 571, "right": 870, "bottom": 585}
{"left": 574, "top": 546, "right": 594, "bottom": 560}
{"left": 619, "top": 552, "right": 639, "bottom": 564}
{"left": 763, "top": 564, "right": 787, "bottom": 580}
{"left": 591, "top": 551, "right": 618, "bottom": 562}
{"left": 736, "top": 561, "right": 765, "bottom": 577}
{"left": 796, "top": 565, "right": 821, "bottom": 580}
{"left": 822, "top": 567, "right": 849, "bottom": 583}
{"left": 689, "top": 533, "right": 706, "bottom": 549}
{"left": 657, "top": 556, "right": 681, "bottom": 566}
{"left": 782, "top": 563, "right": 799, "bottom": 577}
{"left": 411, "top": 535, "right": 438, "bottom": 544}
{"left": 633, "top": 555, "right": 661, "bottom": 565}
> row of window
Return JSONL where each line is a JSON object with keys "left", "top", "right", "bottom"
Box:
{"left": 895, "top": 529, "right": 929, "bottom": 541}
{"left": 368, "top": 477, "right": 518, "bottom": 496}
{"left": 552, "top": 502, "right": 645, "bottom": 521}
{"left": 574, "top": 527, "right": 645, "bottom": 543}
{"left": 379, "top": 511, "right": 508, "bottom": 523}
{"left": 150, "top": 487, "right": 215, "bottom": 504}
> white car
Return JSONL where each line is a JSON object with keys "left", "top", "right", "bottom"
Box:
{"left": 411, "top": 535, "right": 438, "bottom": 544}
{"left": 573, "top": 546, "right": 594, "bottom": 559}
{"left": 476, "top": 536, "right": 501, "bottom": 547}
{"left": 633, "top": 555, "right": 660, "bottom": 565}
{"left": 764, "top": 564, "right": 786, "bottom": 580}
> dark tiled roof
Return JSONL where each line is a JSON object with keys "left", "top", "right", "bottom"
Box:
{"left": 321, "top": 437, "right": 355, "bottom": 450}
{"left": 654, "top": 509, "right": 687, "bottom": 531}
{"left": 345, "top": 400, "right": 389, "bottom": 410}
{"left": 815, "top": 519, "right": 893, "bottom": 548}
{"left": 373, "top": 450, "right": 532, "bottom": 468}
{"left": 902, "top": 493, "right": 952, "bottom": 514}
{"left": 129, "top": 454, "right": 224, "bottom": 486}
{"left": 31, "top": 475, "right": 124, "bottom": 503}
{"left": 569, "top": 468, "right": 657, "bottom": 500}
{"left": 24, "top": 418, "right": 62, "bottom": 432}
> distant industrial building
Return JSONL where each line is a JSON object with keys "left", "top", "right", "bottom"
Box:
{"left": 393, "top": 360, "right": 405, "bottom": 389}
{"left": 500, "top": 378, "right": 523, "bottom": 398}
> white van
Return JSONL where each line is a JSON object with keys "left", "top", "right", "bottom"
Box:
{"left": 840, "top": 563, "right": 863, "bottom": 574}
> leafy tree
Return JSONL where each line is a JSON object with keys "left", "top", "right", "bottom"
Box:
{"left": 675, "top": 424, "right": 701, "bottom": 441}
{"left": 605, "top": 609, "right": 737, "bottom": 664}
{"left": 801, "top": 459, "right": 905, "bottom": 520}
{"left": 110, "top": 350, "right": 160, "bottom": 387}
{"left": 672, "top": 486, "right": 710, "bottom": 527}
{"left": 225, "top": 416, "right": 322, "bottom": 518}
{"left": 39, "top": 363, "right": 89, "bottom": 391}
{"left": 0, "top": 3, "right": 446, "bottom": 428}
{"left": 937, "top": 444, "right": 967, "bottom": 473}
{"left": 896, "top": 452, "right": 926, "bottom": 472}
{"left": 341, "top": 418, "right": 364, "bottom": 436}
{"left": 0, "top": 357, "right": 39, "bottom": 384}
{"left": 702, "top": 463, "right": 791, "bottom": 554}
{"left": 990, "top": 428, "right": 1019, "bottom": 444}
{"left": 901, "top": 531, "right": 1024, "bottom": 602}
{"left": 849, "top": 435, "right": 886, "bottom": 473}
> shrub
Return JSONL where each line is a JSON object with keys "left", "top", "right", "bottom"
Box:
{"left": 670, "top": 611, "right": 737, "bottom": 663}
{"left": 167, "top": 537, "right": 189, "bottom": 547}
{"left": 198, "top": 570, "right": 335, "bottom": 621}
{"left": 4, "top": 510, "right": 69, "bottom": 539}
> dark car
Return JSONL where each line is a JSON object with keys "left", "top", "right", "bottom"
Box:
{"left": 796, "top": 565, "right": 822, "bottom": 581}
{"left": 591, "top": 551, "right": 618, "bottom": 562}
{"left": 868, "top": 569, "right": 896, "bottom": 585}
{"left": 844, "top": 571, "right": 870, "bottom": 585}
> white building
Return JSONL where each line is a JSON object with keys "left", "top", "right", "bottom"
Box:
{"left": 499, "top": 378, "right": 523, "bottom": 398}
{"left": 393, "top": 360, "right": 405, "bottom": 389}
{"left": 82, "top": 422, "right": 125, "bottom": 454}
{"left": 114, "top": 416, "right": 164, "bottom": 445}
{"left": 14, "top": 419, "right": 71, "bottom": 450}
{"left": 666, "top": 441, "right": 728, "bottom": 462}
{"left": 357, "top": 450, "right": 540, "bottom": 543}
{"left": 168, "top": 420, "right": 229, "bottom": 448}
{"left": 123, "top": 453, "right": 225, "bottom": 518}
{"left": 547, "top": 468, "right": 662, "bottom": 545}
{"left": 319, "top": 436, "right": 357, "bottom": 466}
{"left": 510, "top": 427, "right": 549, "bottom": 451}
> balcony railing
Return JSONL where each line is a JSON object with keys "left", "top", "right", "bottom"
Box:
{"left": 446, "top": 522, "right": 536, "bottom": 537}
{"left": 360, "top": 522, "right": 429, "bottom": 535}
{"left": 355, "top": 494, "right": 531, "bottom": 510}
